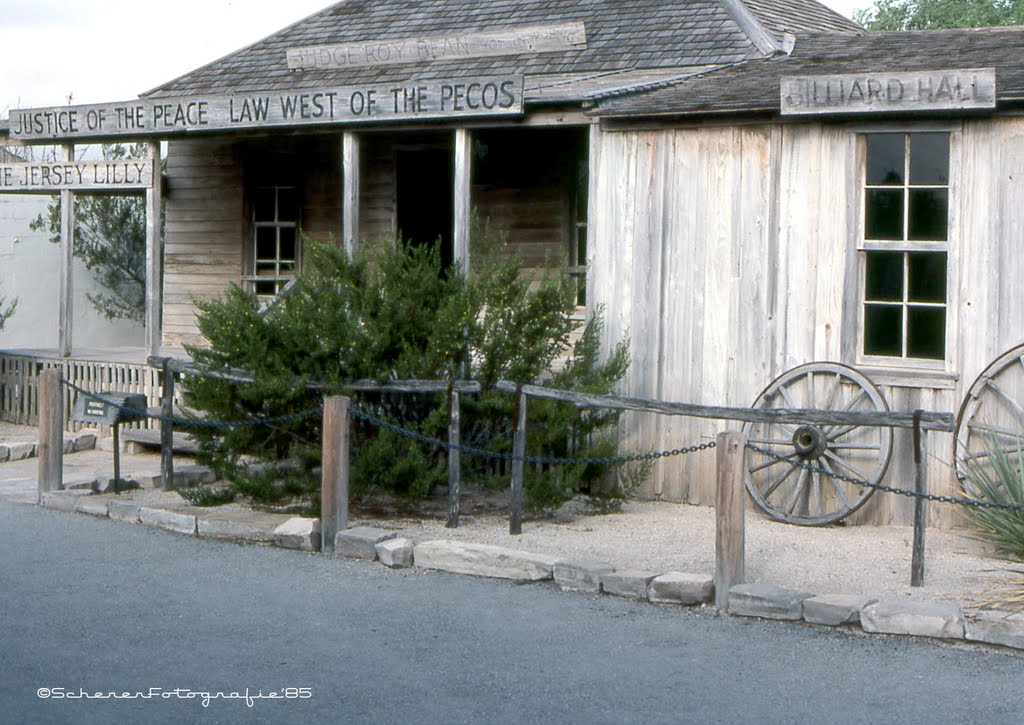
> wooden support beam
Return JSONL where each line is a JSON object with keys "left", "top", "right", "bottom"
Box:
{"left": 159, "top": 357, "right": 175, "bottom": 491}
{"left": 37, "top": 369, "right": 63, "bottom": 498}
{"left": 447, "top": 387, "right": 461, "bottom": 528}
{"left": 145, "top": 141, "right": 163, "bottom": 357}
{"left": 911, "top": 413, "right": 928, "bottom": 587}
{"left": 715, "top": 431, "right": 746, "bottom": 610}
{"left": 510, "top": 385, "right": 527, "bottom": 535}
{"left": 342, "top": 131, "right": 360, "bottom": 258}
{"left": 58, "top": 144, "right": 74, "bottom": 357}
{"left": 453, "top": 128, "right": 472, "bottom": 275}
{"left": 321, "top": 395, "right": 351, "bottom": 552}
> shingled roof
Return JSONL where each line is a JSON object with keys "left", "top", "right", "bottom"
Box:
{"left": 592, "top": 26, "right": 1024, "bottom": 117}
{"left": 144, "top": 0, "right": 859, "bottom": 104}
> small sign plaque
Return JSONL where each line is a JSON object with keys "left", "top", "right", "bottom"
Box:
{"left": 781, "top": 68, "right": 996, "bottom": 115}
{"left": 286, "top": 22, "right": 587, "bottom": 71}
{"left": 0, "top": 159, "right": 153, "bottom": 193}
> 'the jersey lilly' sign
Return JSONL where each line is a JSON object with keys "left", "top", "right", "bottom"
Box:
{"left": 0, "top": 160, "right": 154, "bottom": 193}
{"left": 9, "top": 76, "right": 524, "bottom": 142}
{"left": 781, "top": 68, "right": 996, "bottom": 115}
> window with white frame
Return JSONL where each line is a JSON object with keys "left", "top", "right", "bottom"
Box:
{"left": 861, "top": 132, "right": 949, "bottom": 362}
{"left": 245, "top": 186, "right": 299, "bottom": 297}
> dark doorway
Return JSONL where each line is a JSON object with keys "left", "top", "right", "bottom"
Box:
{"left": 395, "top": 148, "right": 453, "bottom": 268}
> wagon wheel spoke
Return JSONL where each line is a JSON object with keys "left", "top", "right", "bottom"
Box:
{"left": 956, "top": 344, "right": 1024, "bottom": 496}
{"left": 744, "top": 362, "right": 890, "bottom": 526}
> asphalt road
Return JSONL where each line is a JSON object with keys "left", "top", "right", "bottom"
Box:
{"left": 1, "top": 502, "right": 1022, "bottom": 725}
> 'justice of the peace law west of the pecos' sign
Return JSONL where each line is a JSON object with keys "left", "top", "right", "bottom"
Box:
{"left": 10, "top": 76, "right": 524, "bottom": 142}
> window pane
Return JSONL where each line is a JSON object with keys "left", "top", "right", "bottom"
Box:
{"left": 865, "top": 251, "right": 904, "bottom": 301}
{"left": 865, "top": 189, "right": 904, "bottom": 239}
{"left": 279, "top": 227, "right": 297, "bottom": 262}
{"left": 253, "top": 188, "right": 276, "bottom": 222}
{"left": 908, "top": 252, "right": 946, "bottom": 303}
{"left": 277, "top": 188, "right": 299, "bottom": 222}
{"left": 255, "top": 227, "right": 277, "bottom": 259}
{"left": 866, "top": 134, "right": 905, "bottom": 185}
{"left": 864, "top": 304, "right": 903, "bottom": 356}
{"left": 908, "top": 189, "right": 948, "bottom": 241}
{"left": 255, "top": 280, "right": 277, "bottom": 296}
{"left": 907, "top": 306, "right": 946, "bottom": 359}
{"left": 910, "top": 133, "right": 949, "bottom": 185}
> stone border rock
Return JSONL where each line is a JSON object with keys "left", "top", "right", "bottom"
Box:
{"left": 0, "top": 432, "right": 97, "bottom": 463}
{"left": 34, "top": 491, "right": 1024, "bottom": 654}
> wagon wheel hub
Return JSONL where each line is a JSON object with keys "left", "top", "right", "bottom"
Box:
{"left": 792, "top": 425, "right": 828, "bottom": 460}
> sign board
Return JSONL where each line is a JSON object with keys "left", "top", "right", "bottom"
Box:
{"left": 9, "top": 76, "right": 525, "bottom": 142}
{"left": 781, "top": 68, "right": 996, "bottom": 115}
{"left": 286, "top": 22, "right": 587, "bottom": 71}
{"left": 70, "top": 392, "right": 148, "bottom": 425}
{"left": 0, "top": 159, "right": 154, "bottom": 193}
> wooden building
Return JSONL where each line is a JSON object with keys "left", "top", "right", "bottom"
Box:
{"left": 8, "top": 2, "right": 1024, "bottom": 527}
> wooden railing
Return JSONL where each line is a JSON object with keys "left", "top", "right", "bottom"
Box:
{"left": 0, "top": 352, "right": 167, "bottom": 431}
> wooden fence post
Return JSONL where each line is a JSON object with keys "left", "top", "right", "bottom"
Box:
{"left": 37, "top": 369, "right": 63, "bottom": 499}
{"left": 321, "top": 396, "right": 350, "bottom": 553}
{"left": 911, "top": 412, "right": 927, "bottom": 587}
{"left": 715, "top": 430, "right": 747, "bottom": 610}
{"left": 159, "top": 358, "right": 174, "bottom": 490}
{"left": 509, "top": 385, "right": 527, "bottom": 535}
{"left": 447, "top": 385, "right": 461, "bottom": 528}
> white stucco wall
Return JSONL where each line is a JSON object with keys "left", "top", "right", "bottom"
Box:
{"left": 0, "top": 194, "right": 143, "bottom": 349}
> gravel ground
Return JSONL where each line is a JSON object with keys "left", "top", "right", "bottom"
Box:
{"left": 0, "top": 422, "right": 41, "bottom": 443}
{"left": 1, "top": 420, "right": 1017, "bottom": 609}
{"left": 378, "top": 500, "right": 1012, "bottom": 608}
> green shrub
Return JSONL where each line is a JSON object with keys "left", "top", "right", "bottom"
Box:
{"left": 961, "top": 440, "right": 1024, "bottom": 560}
{"left": 184, "top": 229, "right": 636, "bottom": 513}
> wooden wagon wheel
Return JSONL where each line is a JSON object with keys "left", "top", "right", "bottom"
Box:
{"left": 743, "top": 362, "right": 893, "bottom": 526}
{"left": 955, "top": 342, "right": 1024, "bottom": 496}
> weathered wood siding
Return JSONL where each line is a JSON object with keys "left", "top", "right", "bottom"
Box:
{"left": 163, "top": 137, "right": 244, "bottom": 350}
{"left": 590, "top": 118, "right": 1024, "bottom": 527}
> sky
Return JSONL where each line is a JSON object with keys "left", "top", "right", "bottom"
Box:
{"left": 1, "top": 0, "right": 871, "bottom": 116}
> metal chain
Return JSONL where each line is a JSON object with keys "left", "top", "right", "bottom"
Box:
{"left": 351, "top": 406, "right": 715, "bottom": 465}
{"left": 60, "top": 379, "right": 322, "bottom": 430}
{"left": 746, "top": 442, "right": 1024, "bottom": 512}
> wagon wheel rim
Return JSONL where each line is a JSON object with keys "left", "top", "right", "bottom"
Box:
{"left": 955, "top": 342, "right": 1024, "bottom": 497}
{"left": 743, "top": 362, "right": 892, "bottom": 526}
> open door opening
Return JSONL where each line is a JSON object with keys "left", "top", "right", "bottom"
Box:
{"left": 395, "top": 147, "right": 454, "bottom": 269}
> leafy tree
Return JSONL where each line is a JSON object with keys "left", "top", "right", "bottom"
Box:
{"left": 30, "top": 143, "right": 149, "bottom": 324}
{"left": 855, "top": 0, "right": 1024, "bottom": 29}
{"left": 184, "top": 231, "right": 636, "bottom": 514}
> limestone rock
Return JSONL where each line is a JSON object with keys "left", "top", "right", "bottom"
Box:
{"left": 376, "top": 537, "right": 415, "bottom": 568}
{"left": 554, "top": 559, "right": 616, "bottom": 593}
{"left": 861, "top": 600, "right": 965, "bottom": 639}
{"left": 965, "top": 609, "right": 1024, "bottom": 650}
{"left": 414, "top": 540, "right": 558, "bottom": 581}
{"left": 803, "top": 594, "right": 877, "bottom": 626}
{"left": 601, "top": 570, "right": 658, "bottom": 600}
{"left": 648, "top": 572, "right": 714, "bottom": 605}
{"left": 273, "top": 517, "right": 320, "bottom": 551}
{"left": 139, "top": 507, "right": 197, "bottom": 535}
{"left": 728, "top": 583, "right": 814, "bottom": 620}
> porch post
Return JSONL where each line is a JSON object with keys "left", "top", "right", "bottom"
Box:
{"left": 342, "top": 131, "right": 360, "bottom": 258}
{"left": 453, "top": 128, "right": 472, "bottom": 275}
{"left": 145, "top": 141, "right": 163, "bottom": 358}
{"left": 58, "top": 144, "right": 75, "bottom": 357}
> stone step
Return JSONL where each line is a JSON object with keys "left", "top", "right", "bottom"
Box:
{"left": 121, "top": 428, "right": 201, "bottom": 454}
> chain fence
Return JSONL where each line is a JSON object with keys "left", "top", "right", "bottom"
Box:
{"left": 57, "top": 374, "right": 1024, "bottom": 514}
{"left": 746, "top": 442, "right": 1024, "bottom": 513}
{"left": 59, "top": 377, "right": 714, "bottom": 466}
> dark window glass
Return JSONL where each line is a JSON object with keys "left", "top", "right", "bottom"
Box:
{"left": 865, "top": 189, "right": 904, "bottom": 239}
{"left": 907, "top": 307, "right": 946, "bottom": 359}
{"left": 909, "top": 133, "right": 950, "bottom": 185}
{"left": 277, "top": 188, "right": 299, "bottom": 222}
{"left": 255, "top": 280, "right": 277, "bottom": 296}
{"left": 279, "top": 227, "right": 297, "bottom": 262}
{"left": 253, "top": 188, "right": 275, "bottom": 222}
{"left": 865, "top": 251, "right": 904, "bottom": 301}
{"left": 866, "top": 134, "right": 905, "bottom": 185}
{"left": 864, "top": 304, "right": 903, "bottom": 356}
{"left": 908, "top": 252, "right": 946, "bottom": 302}
{"left": 908, "top": 189, "right": 948, "bottom": 240}
{"left": 255, "top": 227, "right": 277, "bottom": 260}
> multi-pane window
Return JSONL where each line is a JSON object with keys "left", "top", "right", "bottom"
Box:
{"left": 568, "top": 157, "right": 588, "bottom": 307}
{"left": 246, "top": 186, "right": 299, "bottom": 298}
{"left": 861, "top": 132, "right": 949, "bottom": 361}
